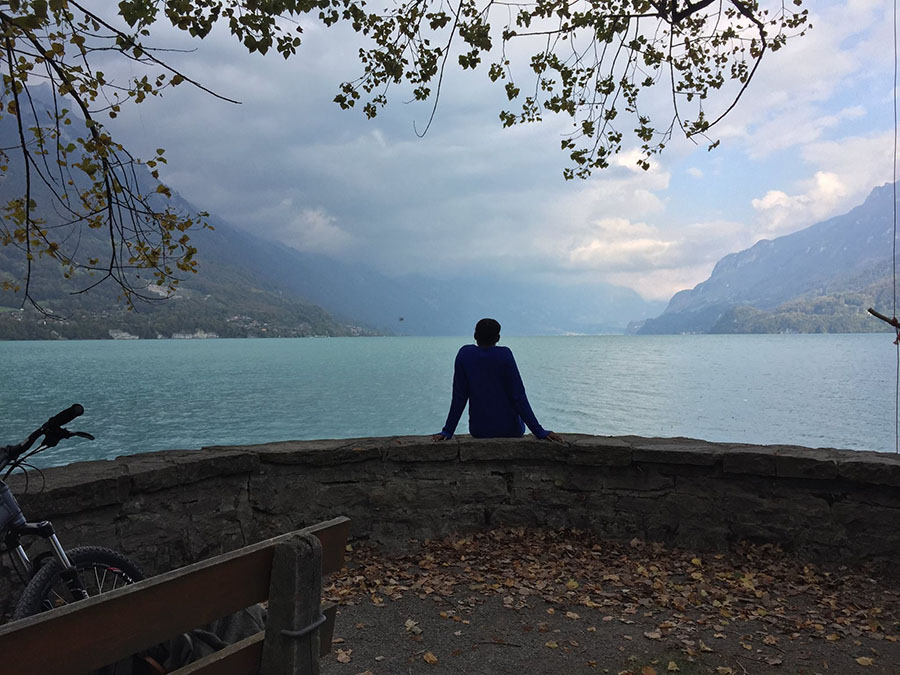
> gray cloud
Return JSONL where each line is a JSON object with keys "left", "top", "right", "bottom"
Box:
{"left": 94, "top": 2, "right": 893, "bottom": 303}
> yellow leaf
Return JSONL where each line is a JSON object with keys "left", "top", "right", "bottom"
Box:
{"left": 423, "top": 652, "right": 438, "bottom": 664}
{"left": 691, "top": 557, "right": 702, "bottom": 566}
{"left": 565, "top": 611, "right": 580, "bottom": 620}
{"left": 566, "top": 579, "right": 580, "bottom": 590}
{"left": 856, "top": 657, "right": 874, "bottom": 666}
{"left": 825, "top": 633, "right": 839, "bottom": 641}
{"left": 667, "top": 662, "right": 680, "bottom": 672}
{"left": 545, "top": 640, "right": 559, "bottom": 649}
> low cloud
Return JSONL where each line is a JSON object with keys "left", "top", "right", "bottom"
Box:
{"left": 751, "top": 132, "right": 893, "bottom": 239}
{"left": 568, "top": 219, "right": 676, "bottom": 271}
{"left": 751, "top": 172, "right": 850, "bottom": 237}
{"left": 252, "top": 201, "right": 355, "bottom": 255}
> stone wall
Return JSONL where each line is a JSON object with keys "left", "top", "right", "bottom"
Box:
{"left": 3, "top": 434, "right": 900, "bottom": 617}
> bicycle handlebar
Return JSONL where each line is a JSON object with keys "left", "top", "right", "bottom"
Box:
{"left": 45, "top": 404, "right": 84, "bottom": 430}
{"left": 1, "top": 404, "right": 89, "bottom": 470}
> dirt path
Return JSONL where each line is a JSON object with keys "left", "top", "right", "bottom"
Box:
{"left": 320, "top": 529, "right": 900, "bottom": 675}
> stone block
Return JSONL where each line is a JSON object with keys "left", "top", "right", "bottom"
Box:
{"left": 450, "top": 474, "right": 509, "bottom": 503}
{"left": 567, "top": 437, "right": 633, "bottom": 466}
{"left": 721, "top": 445, "right": 777, "bottom": 476}
{"left": 459, "top": 437, "right": 568, "bottom": 462}
{"left": 835, "top": 451, "right": 900, "bottom": 487}
{"left": 125, "top": 449, "right": 257, "bottom": 493}
{"left": 773, "top": 446, "right": 839, "bottom": 480}
{"left": 247, "top": 439, "right": 381, "bottom": 466}
{"left": 13, "top": 462, "right": 132, "bottom": 517}
{"left": 633, "top": 440, "right": 723, "bottom": 466}
{"left": 381, "top": 440, "right": 459, "bottom": 463}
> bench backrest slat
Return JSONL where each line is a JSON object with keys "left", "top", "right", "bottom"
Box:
{"left": 0, "top": 516, "right": 349, "bottom": 675}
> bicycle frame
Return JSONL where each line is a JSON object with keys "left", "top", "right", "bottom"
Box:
{"left": 1, "top": 418, "right": 90, "bottom": 603}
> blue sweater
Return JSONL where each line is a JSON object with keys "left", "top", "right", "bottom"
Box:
{"left": 439, "top": 344, "right": 550, "bottom": 439}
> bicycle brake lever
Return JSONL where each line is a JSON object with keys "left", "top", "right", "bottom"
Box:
{"left": 71, "top": 431, "right": 95, "bottom": 441}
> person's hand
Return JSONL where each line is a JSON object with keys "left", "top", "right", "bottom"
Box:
{"left": 545, "top": 431, "right": 565, "bottom": 444}
{"left": 432, "top": 433, "right": 449, "bottom": 442}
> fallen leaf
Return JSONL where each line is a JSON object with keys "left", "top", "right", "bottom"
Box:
{"left": 545, "top": 640, "right": 559, "bottom": 649}
{"left": 641, "top": 667, "right": 657, "bottom": 675}
{"left": 423, "top": 651, "right": 438, "bottom": 664}
{"left": 566, "top": 611, "right": 581, "bottom": 620}
{"left": 856, "top": 657, "right": 874, "bottom": 666}
{"left": 566, "top": 580, "right": 580, "bottom": 590}
{"left": 716, "top": 668, "right": 734, "bottom": 675}
{"left": 763, "top": 635, "right": 777, "bottom": 645}
{"left": 336, "top": 649, "right": 352, "bottom": 664}
{"left": 644, "top": 630, "right": 663, "bottom": 640}
{"left": 667, "top": 662, "right": 680, "bottom": 672}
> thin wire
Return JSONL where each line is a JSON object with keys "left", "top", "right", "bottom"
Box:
{"left": 894, "top": 0, "right": 899, "bottom": 453}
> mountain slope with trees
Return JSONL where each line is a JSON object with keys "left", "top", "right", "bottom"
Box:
{"left": 638, "top": 183, "right": 899, "bottom": 334}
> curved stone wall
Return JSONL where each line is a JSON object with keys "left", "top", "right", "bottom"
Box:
{"left": 3, "top": 434, "right": 900, "bottom": 617}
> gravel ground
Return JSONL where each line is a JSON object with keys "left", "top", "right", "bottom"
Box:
{"left": 319, "top": 529, "right": 900, "bottom": 675}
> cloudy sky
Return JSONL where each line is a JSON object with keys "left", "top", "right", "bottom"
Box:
{"left": 101, "top": 0, "right": 895, "bottom": 302}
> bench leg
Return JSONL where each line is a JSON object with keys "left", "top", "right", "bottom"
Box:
{"left": 261, "top": 532, "right": 323, "bottom": 675}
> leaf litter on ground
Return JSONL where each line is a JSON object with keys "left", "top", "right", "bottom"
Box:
{"left": 323, "top": 528, "right": 900, "bottom": 674}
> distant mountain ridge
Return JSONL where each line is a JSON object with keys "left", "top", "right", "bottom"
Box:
{"left": 193, "top": 212, "right": 665, "bottom": 336}
{"left": 638, "top": 183, "right": 899, "bottom": 334}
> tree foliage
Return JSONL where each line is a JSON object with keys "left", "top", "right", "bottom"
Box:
{"left": 0, "top": 0, "right": 808, "bottom": 307}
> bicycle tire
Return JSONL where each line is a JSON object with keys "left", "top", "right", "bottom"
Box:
{"left": 13, "top": 546, "right": 144, "bottom": 620}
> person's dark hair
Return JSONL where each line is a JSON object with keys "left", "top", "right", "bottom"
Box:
{"left": 474, "top": 318, "right": 501, "bottom": 346}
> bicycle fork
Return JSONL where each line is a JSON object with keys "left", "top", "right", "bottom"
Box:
{"left": 2, "top": 483, "right": 87, "bottom": 602}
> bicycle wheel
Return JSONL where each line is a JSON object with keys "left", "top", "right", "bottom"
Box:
{"left": 12, "top": 546, "right": 144, "bottom": 620}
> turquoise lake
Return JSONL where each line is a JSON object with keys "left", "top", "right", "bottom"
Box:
{"left": 1, "top": 334, "right": 898, "bottom": 467}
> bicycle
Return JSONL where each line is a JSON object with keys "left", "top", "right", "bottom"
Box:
{"left": 1, "top": 404, "right": 143, "bottom": 620}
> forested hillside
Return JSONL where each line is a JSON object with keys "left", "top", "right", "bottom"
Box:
{"left": 638, "top": 184, "right": 899, "bottom": 334}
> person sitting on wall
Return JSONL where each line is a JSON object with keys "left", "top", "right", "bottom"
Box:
{"left": 432, "top": 318, "right": 564, "bottom": 443}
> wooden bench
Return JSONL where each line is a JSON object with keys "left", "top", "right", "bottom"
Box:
{"left": 0, "top": 516, "right": 350, "bottom": 675}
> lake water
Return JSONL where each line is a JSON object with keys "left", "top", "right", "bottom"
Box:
{"left": 1, "top": 334, "right": 898, "bottom": 467}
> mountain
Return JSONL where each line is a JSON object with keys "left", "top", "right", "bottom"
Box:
{"left": 637, "top": 183, "right": 899, "bottom": 334}
{"left": 0, "top": 96, "right": 369, "bottom": 339}
{"left": 0, "top": 88, "right": 663, "bottom": 337}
